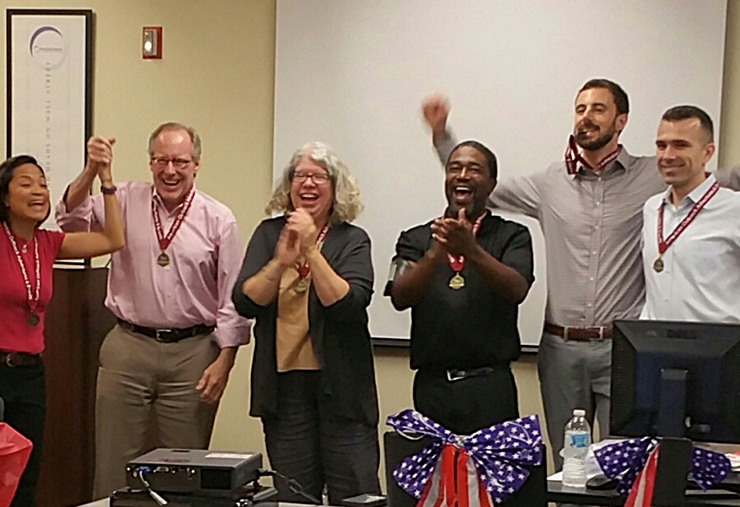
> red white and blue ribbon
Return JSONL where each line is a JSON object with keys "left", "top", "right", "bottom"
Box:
{"left": 594, "top": 437, "right": 731, "bottom": 502}
{"left": 624, "top": 444, "right": 660, "bottom": 507}
{"left": 387, "top": 410, "right": 543, "bottom": 506}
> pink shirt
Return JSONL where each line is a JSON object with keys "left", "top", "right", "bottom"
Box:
{"left": 55, "top": 181, "right": 250, "bottom": 348}
{"left": 0, "top": 227, "right": 65, "bottom": 354}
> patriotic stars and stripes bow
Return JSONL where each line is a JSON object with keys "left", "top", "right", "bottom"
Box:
{"left": 594, "top": 436, "right": 731, "bottom": 505}
{"left": 387, "top": 410, "right": 543, "bottom": 506}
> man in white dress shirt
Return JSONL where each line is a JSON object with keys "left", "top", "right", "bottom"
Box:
{"left": 641, "top": 105, "right": 740, "bottom": 322}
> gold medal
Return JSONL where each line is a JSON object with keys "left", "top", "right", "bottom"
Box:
{"left": 449, "top": 273, "right": 465, "bottom": 289}
{"left": 294, "top": 277, "right": 309, "bottom": 293}
{"left": 653, "top": 257, "right": 664, "bottom": 273}
{"left": 27, "top": 312, "right": 40, "bottom": 327}
{"left": 157, "top": 252, "right": 170, "bottom": 267}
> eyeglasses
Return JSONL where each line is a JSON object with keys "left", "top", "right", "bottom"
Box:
{"left": 292, "top": 171, "right": 330, "bottom": 184}
{"left": 150, "top": 157, "right": 193, "bottom": 169}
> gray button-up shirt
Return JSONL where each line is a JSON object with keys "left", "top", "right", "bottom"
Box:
{"left": 437, "top": 134, "right": 740, "bottom": 328}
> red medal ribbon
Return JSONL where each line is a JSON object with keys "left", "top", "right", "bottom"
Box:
{"left": 295, "top": 224, "right": 330, "bottom": 278}
{"left": 2, "top": 222, "right": 40, "bottom": 312}
{"left": 446, "top": 210, "right": 487, "bottom": 273}
{"left": 657, "top": 182, "right": 719, "bottom": 255}
{"left": 152, "top": 188, "right": 196, "bottom": 252}
{"left": 565, "top": 135, "right": 622, "bottom": 175}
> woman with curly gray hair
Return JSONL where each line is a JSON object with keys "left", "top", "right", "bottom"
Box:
{"left": 233, "top": 142, "right": 380, "bottom": 503}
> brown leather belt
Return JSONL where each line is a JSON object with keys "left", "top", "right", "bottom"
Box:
{"left": 544, "top": 322, "right": 612, "bottom": 341}
{"left": 0, "top": 351, "right": 42, "bottom": 367}
{"left": 118, "top": 319, "right": 215, "bottom": 343}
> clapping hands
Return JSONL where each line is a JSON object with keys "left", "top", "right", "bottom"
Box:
{"left": 431, "top": 208, "right": 477, "bottom": 258}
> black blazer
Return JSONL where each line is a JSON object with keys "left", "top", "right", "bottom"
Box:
{"left": 232, "top": 216, "right": 379, "bottom": 425}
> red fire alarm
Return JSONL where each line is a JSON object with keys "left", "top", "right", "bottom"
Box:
{"left": 143, "top": 26, "right": 162, "bottom": 59}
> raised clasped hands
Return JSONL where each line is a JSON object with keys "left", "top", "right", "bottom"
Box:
{"left": 87, "top": 135, "right": 116, "bottom": 185}
{"left": 286, "top": 208, "right": 319, "bottom": 254}
{"left": 432, "top": 209, "right": 476, "bottom": 258}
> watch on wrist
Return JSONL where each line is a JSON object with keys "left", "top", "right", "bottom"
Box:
{"left": 100, "top": 184, "right": 117, "bottom": 195}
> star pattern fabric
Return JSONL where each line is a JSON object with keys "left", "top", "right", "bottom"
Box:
{"left": 594, "top": 437, "right": 731, "bottom": 497}
{"left": 387, "top": 410, "right": 543, "bottom": 505}
{"left": 689, "top": 446, "right": 732, "bottom": 490}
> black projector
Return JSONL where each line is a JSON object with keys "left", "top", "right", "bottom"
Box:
{"left": 126, "top": 449, "right": 262, "bottom": 496}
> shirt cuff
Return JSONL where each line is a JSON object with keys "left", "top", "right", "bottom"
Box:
{"left": 211, "top": 320, "right": 252, "bottom": 348}
{"left": 55, "top": 190, "right": 95, "bottom": 231}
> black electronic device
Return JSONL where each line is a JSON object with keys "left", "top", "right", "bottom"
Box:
{"left": 126, "top": 449, "right": 262, "bottom": 497}
{"left": 585, "top": 474, "right": 618, "bottom": 491}
{"left": 110, "top": 482, "right": 277, "bottom": 507}
{"left": 610, "top": 320, "right": 740, "bottom": 442}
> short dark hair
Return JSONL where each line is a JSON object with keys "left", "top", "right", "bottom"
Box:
{"left": 578, "top": 78, "right": 630, "bottom": 115}
{"left": 447, "top": 140, "right": 498, "bottom": 179}
{"left": 661, "top": 105, "right": 714, "bottom": 142}
{"left": 0, "top": 155, "right": 50, "bottom": 226}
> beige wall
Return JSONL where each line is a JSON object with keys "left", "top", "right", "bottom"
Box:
{"left": 0, "top": 0, "right": 277, "bottom": 473}
{"left": 720, "top": 0, "right": 740, "bottom": 168}
{"left": 3, "top": 0, "right": 740, "bottom": 490}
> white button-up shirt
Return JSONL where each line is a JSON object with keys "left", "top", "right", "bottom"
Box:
{"left": 641, "top": 175, "right": 740, "bottom": 322}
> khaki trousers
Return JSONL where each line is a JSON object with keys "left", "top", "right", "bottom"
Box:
{"left": 93, "top": 324, "right": 219, "bottom": 498}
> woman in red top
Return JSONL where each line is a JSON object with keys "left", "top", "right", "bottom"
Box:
{"left": 0, "top": 136, "right": 124, "bottom": 507}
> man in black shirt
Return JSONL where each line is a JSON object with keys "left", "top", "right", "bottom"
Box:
{"left": 387, "top": 140, "right": 534, "bottom": 435}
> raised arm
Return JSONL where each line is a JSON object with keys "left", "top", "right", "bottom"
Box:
{"left": 57, "top": 137, "right": 125, "bottom": 259}
{"left": 422, "top": 93, "right": 456, "bottom": 164}
{"left": 64, "top": 137, "right": 113, "bottom": 212}
{"left": 421, "top": 94, "right": 543, "bottom": 218}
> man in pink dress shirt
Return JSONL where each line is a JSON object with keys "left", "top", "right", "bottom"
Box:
{"left": 55, "top": 123, "right": 250, "bottom": 498}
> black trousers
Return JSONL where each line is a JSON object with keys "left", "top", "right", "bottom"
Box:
{"left": 413, "top": 365, "right": 519, "bottom": 435}
{"left": 0, "top": 361, "right": 45, "bottom": 507}
{"left": 261, "top": 370, "right": 380, "bottom": 505}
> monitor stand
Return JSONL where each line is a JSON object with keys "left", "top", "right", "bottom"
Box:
{"left": 652, "top": 437, "right": 692, "bottom": 507}
{"left": 657, "top": 368, "right": 688, "bottom": 438}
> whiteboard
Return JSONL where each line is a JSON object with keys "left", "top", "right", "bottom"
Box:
{"left": 273, "top": 0, "right": 727, "bottom": 347}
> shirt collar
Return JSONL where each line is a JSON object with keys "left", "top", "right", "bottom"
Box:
{"left": 569, "top": 145, "right": 631, "bottom": 179}
{"left": 660, "top": 174, "right": 716, "bottom": 209}
{"left": 151, "top": 185, "right": 197, "bottom": 214}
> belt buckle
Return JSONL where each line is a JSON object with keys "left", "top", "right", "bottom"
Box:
{"left": 154, "top": 329, "right": 173, "bottom": 342}
{"left": 446, "top": 369, "right": 466, "bottom": 382}
{"left": 562, "top": 327, "right": 570, "bottom": 341}
{"left": 597, "top": 327, "right": 605, "bottom": 341}
{"left": 5, "top": 353, "right": 18, "bottom": 368}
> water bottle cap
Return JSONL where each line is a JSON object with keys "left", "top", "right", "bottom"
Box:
{"left": 573, "top": 409, "right": 586, "bottom": 417}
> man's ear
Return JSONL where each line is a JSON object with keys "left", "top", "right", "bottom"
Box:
{"left": 703, "top": 143, "right": 716, "bottom": 166}
{"left": 487, "top": 178, "right": 497, "bottom": 196}
{"left": 615, "top": 113, "right": 628, "bottom": 134}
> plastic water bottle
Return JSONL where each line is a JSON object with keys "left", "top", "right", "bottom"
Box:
{"left": 562, "top": 409, "right": 591, "bottom": 488}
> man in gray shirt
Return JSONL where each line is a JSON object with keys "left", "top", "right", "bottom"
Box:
{"left": 422, "top": 79, "right": 740, "bottom": 469}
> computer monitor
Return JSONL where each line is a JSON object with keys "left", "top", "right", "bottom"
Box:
{"left": 610, "top": 319, "right": 740, "bottom": 443}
